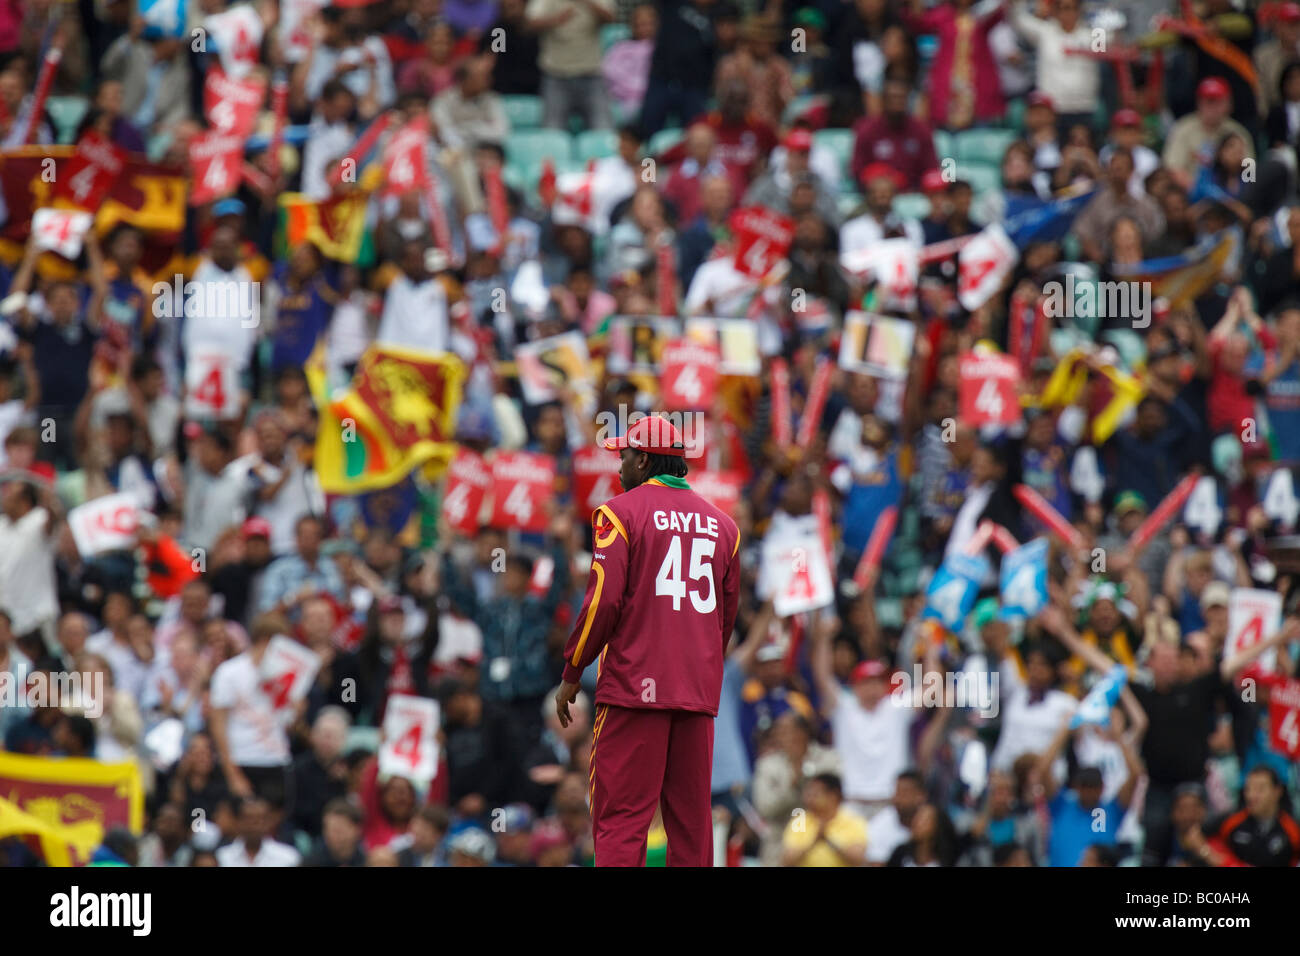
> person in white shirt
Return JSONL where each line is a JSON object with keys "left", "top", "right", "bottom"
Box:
{"left": 377, "top": 240, "right": 450, "bottom": 353}
{"left": 840, "top": 167, "right": 924, "bottom": 258}
{"left": 812, "top": 620, "right": 914, "bottom": 814}
{"left": 1008, "top": 0, "right": 1100, "bottom": 131}
{"left": 209, "top": 614, "right": 296, "bottom": 819}
{"left": 216, "top": 796, "right": 302, "bottom": 867}
{"left": 865, "top": 769, "right": 927, "bottom": 864}
{"left": 990, "top": 644, "right": 1077, "bottom": 773}
{"left": 237, "top": 411, "right": 325, "bottom": 557}
{"left": 182, "top": 227, "right": 260, "bottom": 376}
{"left": 0, "top": 478, "right": 59, "bottom": 644}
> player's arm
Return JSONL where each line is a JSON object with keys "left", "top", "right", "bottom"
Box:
{"left": 556, "top": 505, "right": 629, "bottom": 727}
{"left": 719, "top": 525, "right": 741, "bottom": 659}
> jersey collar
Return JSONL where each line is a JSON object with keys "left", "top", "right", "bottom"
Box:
{"left": 646, "top": 475, "right": 691, "bottom": 490}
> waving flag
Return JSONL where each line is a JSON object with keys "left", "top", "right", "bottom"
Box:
{"left": 0, "top": 753, "right": 143, "bottom": 866}
{"left": 278, "top": 189, "right": 372, "bottom": 263}
{"left": 309, "top": 341, "right": 465, "bottom": 494}
{"left": 1110, "top": 230, "right": 1237, "bottom": 309}
{"left": 1003, "top": 185, "right": 1096, "bottom": 247}
{"left": 1071, "top": 664, "right": 1128, "bottom": 728}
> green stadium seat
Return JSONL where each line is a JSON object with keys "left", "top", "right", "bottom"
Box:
{"left": 1004, "top": 98, "right": 1027, "bottom": 132}
{"left": 954, "top": 128, "right": 1021, "bottom": 166}
{"left": 957, "top": 162, "right": 1002, "bottom": 195}
{"left": 45, "top": 95, "right": 89, "bottom": 144}
{"left": 502, "top": 94, "right": 544, "bottom": 130}
{"left": 505, "top": 128, "right": 572, "bottom": 168}
{"left": 892, "top": 192, "right": 931, "bottom": 221}
{"left": 813, "top": 127, "right": 854, "bottom": 177}
{"left": 648, "top": 127, "right": 685, "bottom": 156}
{"left": 600, "top": 23, "right": 630, "bottom": 53}
{"left": 933, "top": 130, "right": 954, "bottom": 164}
{"left": 574, "top": 129, "right": 618, "bottom": 163}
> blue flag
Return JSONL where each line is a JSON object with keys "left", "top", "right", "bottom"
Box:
{"left": 138, "top": 0, "right": 187, "bottom": 38}
{"left": 923, "top": 553, "right": 989, "bottom": 631}
{"left": 999, "top": 538, "right": 1049, "bottom": 621}
{"left": 1004, "top": 187, "right": 1096, "bottom": 248}
{"left": 1070, "top": 664, "right": 1128, "bottom": 729}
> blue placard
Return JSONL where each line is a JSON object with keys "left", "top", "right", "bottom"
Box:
{"left": 999, "top": 537, "right": 1049, "bottom": 621}
{"left": 923, "top": 552, "right": 988, "bottom": 631}
{"left": 139, "top": 0, "right": 188, "bottom": 38}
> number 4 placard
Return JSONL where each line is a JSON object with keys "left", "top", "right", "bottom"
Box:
{"left": 489, "top": 451, "right": 556, "bottom": 533}
{"left": 959, "top": 351, "right": 1022, "bottom": 427}
{"left": 185, "top": 350, "right": 241, "bottom": 419}
{"left": 380, "top": 693, "right": 440, "bottom": 783}
{"left": 1226, "top": 588, "right": 1282, "bottom": 673}
{"left": 259, "top": 635, "right": 322, "bottom": 713}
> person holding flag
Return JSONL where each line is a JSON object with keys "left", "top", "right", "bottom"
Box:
{"left": 555, "top": 415, "right": 741, "bottom": 866}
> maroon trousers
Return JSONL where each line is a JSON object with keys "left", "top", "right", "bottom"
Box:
{"left": 588, "top": 704, "right": 715, "bottom": 867}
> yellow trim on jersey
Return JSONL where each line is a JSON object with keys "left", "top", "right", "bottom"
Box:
{"left": 570, "top": 560, "right": 606, "bottom": 667}
{"left": 594, "top": 504, "right": 628, "bottom": 547}
{"left": 732, "top": 532, "right": 740, "bottom": 557}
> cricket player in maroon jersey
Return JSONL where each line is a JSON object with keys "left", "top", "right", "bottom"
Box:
{"left": 554, "top": 415, "right": 741, "bottom": 866}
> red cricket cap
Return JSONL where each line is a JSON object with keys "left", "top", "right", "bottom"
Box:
{"left": 850, "top": 660, "right": 890, "bottom": 684}
{"left": 1111, "top": 108, "right": 1142, "bottom": 128}
{"left": 1027, "top": 90, "right": 1055, "bottom": 110}
{"left": 1278, "top": 2, "right": 1300, "bottom": 23}
{"left": 920, "top": 168, "right": 948, "bottom": 194}
{"left": 784, "top": 129, "right": 813, "bottom": 152}
{"left": 241, "top": 517, "right": 272, "bottom": 539}
{"left": 603, "top": 416, "right": 688, "bottom": 457}
{"left": 1197, "top": 77, "right": 1230, "bottom": 101}
{"left": 859, "top": 161, "right": 905, "bottom": 189}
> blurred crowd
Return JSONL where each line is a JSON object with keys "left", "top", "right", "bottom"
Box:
{"left": 0, "top": 0, "right": 1299, "bottom": 868}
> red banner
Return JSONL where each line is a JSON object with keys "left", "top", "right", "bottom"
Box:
{"left": 490, "top": 451, "right": 556, "bottom": 532}
{"left": 572, "top": 446, "right": 622, "bottom": 522}
{"left": 731, "top": 206, "right": 793, "bottom": 279}
{"left": 441, "top": 448, "right": 492, "bottom": 536}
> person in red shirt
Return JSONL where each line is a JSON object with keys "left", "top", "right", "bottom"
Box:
{"left": 850, "top": 77, "right": 940, "bottom": 191}
{"left": 555, "top": 415, "right": 741, "bottom": 866}
{"left": 658, "top": 82, "right": 777, "bottom": 189}
{"left": 1207, "top": 287, "right": 1275, "bottom": 436}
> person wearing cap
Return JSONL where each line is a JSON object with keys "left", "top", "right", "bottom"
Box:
{"left": 208, "top": 518, "right": 275, "bottom": 629}
{"left": 742, "top": 127, "right": 839, "bottom": 225}
{"left": 447, "top": 826, "right": 497, "bottom": 866}
{"left": 849, "top": 76, "right": 939, "bottom": 193}
{"left": 840, "top": 160, "right": 924, "bottom": 258}
{"left": 810, "top": 616, "right": 912, "bottom": 817}
{"left": 1162, "top": 76, "right": 1255, "bottom": 189}
{"left": 1099, "top": 109, "right": 1160, "bottom": 199}
{"left": 554, "top": 414, "right": 741, "bottom": 866}
{"left": 1007, "top": 0, "right": 1099, "bottom": 133}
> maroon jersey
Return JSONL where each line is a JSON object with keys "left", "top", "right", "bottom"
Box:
{"left": 561, "top": 475, "right": 741, "bottom": 716}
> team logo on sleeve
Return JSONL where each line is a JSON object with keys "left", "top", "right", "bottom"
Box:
{"left": 594, "top": 508, "right": 621, "bottom": 548}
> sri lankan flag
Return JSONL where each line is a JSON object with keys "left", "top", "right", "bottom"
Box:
{"left": 0, "top": 753, "right": 143, "bottom": 866}
{"left": 1110, "top": 230, "right": 1237, "bottom": 310}
{"left": 309, "top": 341, "right": 465, "bottom": 494}
{"left": 0, "top": 146, "right": 185, "bottom": 275}
{"left": 278, "top": 164, "right": 383, "bottom": 263}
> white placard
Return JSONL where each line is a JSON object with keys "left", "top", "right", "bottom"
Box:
{"left": 259, "top": 635, "right": 322, "bottom": 712}
{"left": 67, "top": 492, "right": 140, "bottom": 556}
{"left": 1226, "top": 587, "right": 1282, "bottom": 673}
{"left": 380, "top": 693, "right": 440, "bottom": 783}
